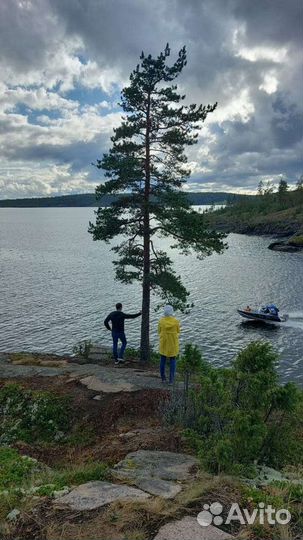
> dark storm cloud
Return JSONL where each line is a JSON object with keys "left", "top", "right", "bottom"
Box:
{"left": 0, "top": 0, "right": 63, "bottom": 72}
{"left": 0, "top": 0, "right": 302, "bottom": 197}
{"left": 231, "top": 0, "right": 302, "bottom": 47}
{"left": 271, "top": 96, "right": 303, "bottom": 149}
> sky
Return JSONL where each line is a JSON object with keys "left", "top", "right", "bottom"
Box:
{"left": 0, "top": 0, "right": 302, "bottom": 198}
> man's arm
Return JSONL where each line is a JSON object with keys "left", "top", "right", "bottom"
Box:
{"left": 123, "top": 311, "right": 142, "bottom": 320}
{"left": 104, "top": 314, "right": 112, "bottom": 331}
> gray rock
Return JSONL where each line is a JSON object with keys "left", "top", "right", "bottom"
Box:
{"left": 119, "top": 431, "right": 137, "bottom": 438}
{"left": 153, "top": 516, "right": 234, "bottom": 540}
{"left": 268, "top": 241, "right": 301, "bottom": 252}
{"left": 6, "top": 509, "right": 21, "bottom": 522}
{"left": 80, "top": 375, "right": 135, "bottom": 393}
{"left": 133, "top": 478, "right": 182, "bottom": 499}
{"left": 113, "top": 450, "right": 199, "bottom": 482}
{"left": 254, "top": 466, "right": 303, "bottom": 487}
{"left": 54, "top": 481, "right": 149, "bottom": 511}
{"left": 0, "top": 355, "right": 165, "bottom": 390}
{"left": 112, "top": 450, "right": 198, "bottom": 499}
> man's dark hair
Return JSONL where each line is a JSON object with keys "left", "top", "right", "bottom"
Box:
{"left": 116, "top": 302, "right": 122, "bottom": 310}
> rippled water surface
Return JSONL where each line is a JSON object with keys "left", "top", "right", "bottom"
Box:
{"left": 1, "top": 207, "right": 302, "bottom": 383}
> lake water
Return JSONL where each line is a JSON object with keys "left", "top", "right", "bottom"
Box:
{"left": 0, "top": 207, "right": 302, "bottom": 384}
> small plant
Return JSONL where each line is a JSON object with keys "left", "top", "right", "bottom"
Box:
{"left": 0, "top": 384, "right": 71, "bottom": 444}
{"left": 72, "top": 339, "right": 93, "bottom": 360}
{"left": 124, "top": 348, "right": 140, "bottom": 361}
{"left": 178, "top": 343, "right": 209, "bottom": 395}
{"left": 0, "top": 448, "right": 38, "bottom": 490}
{"left": 160, "top": 343, "right": 210, "bottom": 427}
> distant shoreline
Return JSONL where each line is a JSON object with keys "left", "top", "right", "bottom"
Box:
{"left": 0, "top": 191, "right": 251, "bottom": 208}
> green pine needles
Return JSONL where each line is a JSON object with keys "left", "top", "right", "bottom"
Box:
{"left": 89, "top": 44, "right": 226, "bottom": 362}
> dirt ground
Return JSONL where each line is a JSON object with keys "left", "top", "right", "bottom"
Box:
{"left": 0, "top": 374, "right": 184, "bottom": 466}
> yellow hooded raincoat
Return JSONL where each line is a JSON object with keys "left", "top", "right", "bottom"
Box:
{"left": 158, "top": 316, "right": 180, "bottom": 358}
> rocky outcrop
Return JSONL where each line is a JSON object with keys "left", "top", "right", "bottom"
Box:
{"left": 54, "top": 480, "right": 150, "bottom": 510}
{"left": 268, "top": 241, "right": 302, "bottom": 252}
{"left": 268, "top": 232, "right": 303, "bottom": 252}
{"left": 112, "top": 450, "right": 199, "bottom": 498}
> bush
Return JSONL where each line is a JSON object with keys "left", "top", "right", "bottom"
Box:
{"left": 73, "top": 339, "right": 93, "bottom": 359}
{"left": 0, "top": 447, "right": 38, "bottom": 490}
{"left": 0, "top": 384, "right": 71, "bottom": 444}
{"left": 161, "top": 341, "right": 303, "bottom": 474}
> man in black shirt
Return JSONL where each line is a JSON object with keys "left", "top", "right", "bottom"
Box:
{"left": 104, "top": 303, "right": 141, "bottom": 365}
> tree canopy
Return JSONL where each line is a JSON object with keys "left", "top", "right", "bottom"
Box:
{"left": 89, "top": 44, "right": 226, "bottom": 361}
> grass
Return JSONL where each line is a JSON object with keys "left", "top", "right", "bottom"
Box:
{"left": 124, "top": 347, "right": 160, "bottom": 366}
{"left": 36, "top": 460, "right": 109, "bottom": 494}
{"left": 0, "top": 447, "right": 39, "bottom": 490}
{"left": 0, "top": 447, "right": 42, "bottom": 527}
{"left": 8, "top": 353, "right": 67, "bottom": 367}
{"left": 0, "top": 446, "right": 109, "bottom": 530}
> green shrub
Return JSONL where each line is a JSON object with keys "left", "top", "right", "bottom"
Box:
{"left": 162, "top": 341, "right": 303, "bottom": 474}
{"left": 73, "top": 339, "right": 93, "bottom": 359}
{"left": 0, "top": 384, "right": 71, "bottom": 444}
{"left": 0, "top": 447, "right": 38, "bottom": 490}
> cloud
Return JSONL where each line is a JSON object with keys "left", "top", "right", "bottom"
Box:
{"left": 0, "top": 0, "right": 302, "bottom": 198}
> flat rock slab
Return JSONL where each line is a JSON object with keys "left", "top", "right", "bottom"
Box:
{"left": 113, "top": 450, "right": 199, "bottom": 482}
{"left": 154, "top": 516, "right": 235, "bottom": 540}
{"left": 113, "top": 451, "right": 198, "bottom": 499}
{"left": 0, "top": 355, "right": 165, "bottom": 390}
{"left": 54, "top": 481, "right": 149, "bottom": 511}
{"left": 133, "top": 477, "right": 182, "bottom": 499}
{"left": 80, "top": 375, "right": 135, "bottom": 393}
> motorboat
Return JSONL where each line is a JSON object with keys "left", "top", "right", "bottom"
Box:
{"left": 237, "top": 304, "right": 289, "bottom": 323}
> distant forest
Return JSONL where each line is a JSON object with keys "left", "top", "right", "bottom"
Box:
{"left": 0, "top": 191, "right": 252, "bottom": 208}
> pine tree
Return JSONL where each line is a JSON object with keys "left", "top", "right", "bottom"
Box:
{"left": 278, "top": 178, "right": 289, "bottom": 195}
{"left": 296, "top": 175, "right": 303, "bottom": 191}
{"left": 257, "top": 180, "right": 264, "bottom": 196}
{"left": 89, "top": 45, "right": 226, "bottom": 363}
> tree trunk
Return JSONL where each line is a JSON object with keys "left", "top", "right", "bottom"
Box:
{"left": 140, "top": 92, "right": 151, "bottom": 363}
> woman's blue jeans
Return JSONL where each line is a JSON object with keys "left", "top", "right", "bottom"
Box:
{"left": 160, "top": 355, "right": 176, "bottom": 383}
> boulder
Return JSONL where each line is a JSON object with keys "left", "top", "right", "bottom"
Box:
{"left": 54, "top": 481, "right": 149, "bottom": 511}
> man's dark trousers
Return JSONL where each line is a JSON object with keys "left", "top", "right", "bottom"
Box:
{"left": 112, "top": 331, "right": 127, "bottom": 360}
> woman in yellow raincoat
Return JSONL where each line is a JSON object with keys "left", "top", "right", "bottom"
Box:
{"left": 158, "top": 305, "right": 180, "bottom": 384}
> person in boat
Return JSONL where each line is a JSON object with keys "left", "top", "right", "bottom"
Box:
{"left": 104, "top": 303, "right": 141, "bottom": 365}
{"left": 268, "top": 304, "right": 279, "bottom": 316}
{"left": 260, "top": 304, "right": 279, "bottom": 316}
{"left": 158, "top": 305, "right": 180, "bottom": 385}
{"left": 245, "top": 305, "right": 252, "bottom": 312}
